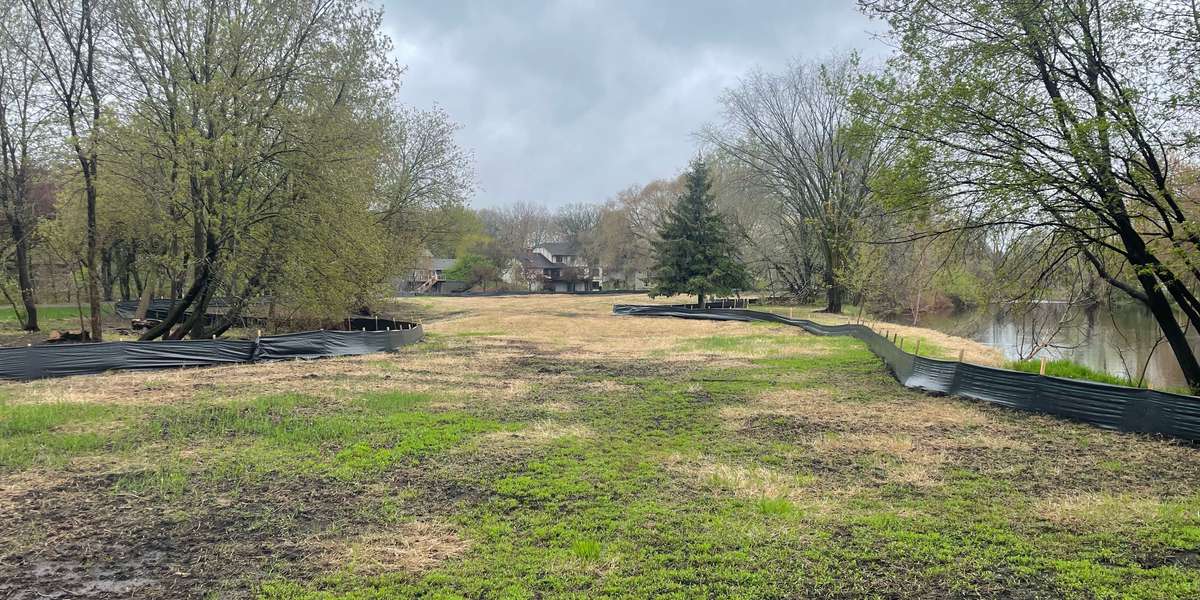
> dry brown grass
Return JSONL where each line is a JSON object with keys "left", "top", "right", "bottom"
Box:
{"left": 418, "top": 294, "right": 770, "bottom": 358}
{"left": 785, "top": 305, "right": 1003, "bottom": 365}
{"left": 477, "top": 421, "right": 594, "bottom": 446}
{"left": 721, "top": 386, "right": 1034, "bottom": 488}
{"left": 310, "top": 521, "right": 468, "bottom": 575}
{"left": 662, "top": 452, "right": 825, "bottom": 504}
{"left": 0, "top": 293, "right": 996, "bottom": 410}
{"left": 723, "top": 387, "right": 1000, "bottom": 434}
{"left": 1033, "top": 493, "right": 1165, "bottom": 531}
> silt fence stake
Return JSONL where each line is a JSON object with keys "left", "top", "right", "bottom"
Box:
{"left": 1040, "top": 357, "right": 1047, "bottom": 376}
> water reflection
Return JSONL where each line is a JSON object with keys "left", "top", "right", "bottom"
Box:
{"left": 888, "top": 303, "right": 1197, "bottom": 390}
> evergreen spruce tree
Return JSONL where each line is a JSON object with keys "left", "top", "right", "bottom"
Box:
{"left": 650, "top": 160, "right": 752, "bottom": 308}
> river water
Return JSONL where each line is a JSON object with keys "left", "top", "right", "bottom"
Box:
{"left": 886, "top": 303, "right": 1197, "bottom": 390}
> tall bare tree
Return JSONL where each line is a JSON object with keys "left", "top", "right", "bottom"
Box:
{"left": 21, "top": 0, "right": 104, "bottom": 339}
{"left": 375, "top": 103, "right": 475, "bottom": 264}
{"left": 703, "top": 54, "right": 890, "bottom": 313}
{"left": 0, "top": 5, "right": 49, "bottom": 331}
{"left": 478, "top": 200, "right": 555, "bottom": 255}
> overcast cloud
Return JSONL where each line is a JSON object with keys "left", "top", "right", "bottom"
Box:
{"left": 381, "top": 0, "right": 889, "bottom": 208}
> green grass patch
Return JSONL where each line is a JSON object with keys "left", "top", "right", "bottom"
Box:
{"left": 1006, "top": 358, "right": 1141, "bottom": 388}
{"left": 755, "top": 496, "right": 796, "bottom": 516}
{"left": 143, "top": 392, "right": 499, "bottom": 480}
{"left": 0, "top": 400, "right": 124, "bottom": 468}
{"left": 0, "top": 304, "right": 111, "bottom": 324}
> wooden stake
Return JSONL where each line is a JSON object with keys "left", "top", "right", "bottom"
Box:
{"left": 1040, "top": 357, "right": 1047, "bottom": 376}
{"left": 914, "top": 339, "right": 921, "bottom": 356}
{"left": 958, "top": 348, "right": 965, "bottom": 363}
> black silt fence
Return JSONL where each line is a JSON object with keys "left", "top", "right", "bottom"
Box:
{"left": 114, "top": 298, "right": 253, "bottom": 318}
{"left": 0, "top": 320, "right": 423, "bottom": 382}
{"left": 114, "top": 298, "right": 267, "bottom": 328}
{"left": 613, "top": 304, "right": 1200, "bottom": 442}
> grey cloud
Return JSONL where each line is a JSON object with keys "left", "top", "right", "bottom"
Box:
{"left": 382, "top": 0, "right": 887, "bottom": 208}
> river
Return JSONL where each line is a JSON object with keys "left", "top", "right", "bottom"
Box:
{"left": 885, "top": 302, "right": 1198, "bottom": 390}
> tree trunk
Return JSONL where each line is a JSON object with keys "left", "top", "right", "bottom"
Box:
{"left": 823, "top": 268, "right": 842, "bottom": 314}
{"left": 139, "top": 269, "right": 206, "bottom": 340}
{"left": 171, "top": 279, "right": 213, "bottom": 340}
{"left": 134, "top": 274, "right": 155, "bottom": 320}
{"left": 11, "top": 217, "right": 38, "bottom": 331}
{"left": 119, "top": 265, "right": 131, "bottom": 301}
{"left": 139, "top": 233, "right": 217, "bottom": 340}
{"left": 84, "top": 173, "right": 102, "bottom": 341}
{"left": 101, "top": 245, "right": 113, "bottom": 301}
{"left": 1118, "top": 237, "right": 1200, "bottom": 393}
{"left": 820, "top": 241, "right": 843, "bottom": 313}
{"left": 1136, "top": 269, "right": 1200, "bottom": 393}
{"left": 697, "top": 291, "right": 706, "bottom": 309}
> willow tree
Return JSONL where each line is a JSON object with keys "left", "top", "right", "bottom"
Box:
{"left": 859, "top": 0, "right": 1200, "bottom": 392}
{"left": 105, "top": 0, "right": 402, "bottom": 339}
{"left": 703, "top": 54, "right": 890, "bottom": 313}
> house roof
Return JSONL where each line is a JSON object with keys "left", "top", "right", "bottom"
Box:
{"left": 517, "top": 252, "right": 559, "bottom": 269}
{"left": 534, "top": 241, "right": 579, "bottom": 256}
{"left": 431, "top": 258, "right": 457, "bottom": 271}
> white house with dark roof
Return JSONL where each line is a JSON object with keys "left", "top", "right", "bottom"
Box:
{"left": 504, "top": 242, "right": 603, "bottom": 292}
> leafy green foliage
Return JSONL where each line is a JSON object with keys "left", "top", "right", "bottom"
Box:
{"left": 444, "top": 253, "right": 502, "bottom": 291}
{"left": 650, "top": 160, "right": 751, "bottom": 305}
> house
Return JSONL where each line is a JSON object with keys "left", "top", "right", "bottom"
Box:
{"left": 399, "top": 251, "right": 467, "bottom": 294}
{"left": 505, "top": 242, "right": 603, "bottom": 292}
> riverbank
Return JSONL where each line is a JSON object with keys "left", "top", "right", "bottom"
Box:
{"left": 758, "top": 304, "right": 1004, "bottom": 366}
{"left": 868, "top": 302, "right": 1192, "bottom": 390}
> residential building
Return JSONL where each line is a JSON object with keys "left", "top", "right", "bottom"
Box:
{"left": 505, "top": 242, "right": 603, "bottom": 292}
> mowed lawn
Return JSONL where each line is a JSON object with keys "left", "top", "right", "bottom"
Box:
{"left": 2, "top": 294, "right": 1199, "bottom": 599}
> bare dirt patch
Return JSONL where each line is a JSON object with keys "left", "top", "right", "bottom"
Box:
{"left": 0, "top": 465, "right": 482, "bottom": 600}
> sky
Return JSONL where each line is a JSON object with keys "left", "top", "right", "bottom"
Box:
{"left": 380, "top": 0, "right": 889, "bottom": 209}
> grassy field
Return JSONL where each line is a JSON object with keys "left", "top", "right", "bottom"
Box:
{"left": 2, "top": 294, "right": 1199, "bottom": 599}
{"left": 0, "top": 303, "right": 120, "bottom": 346}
